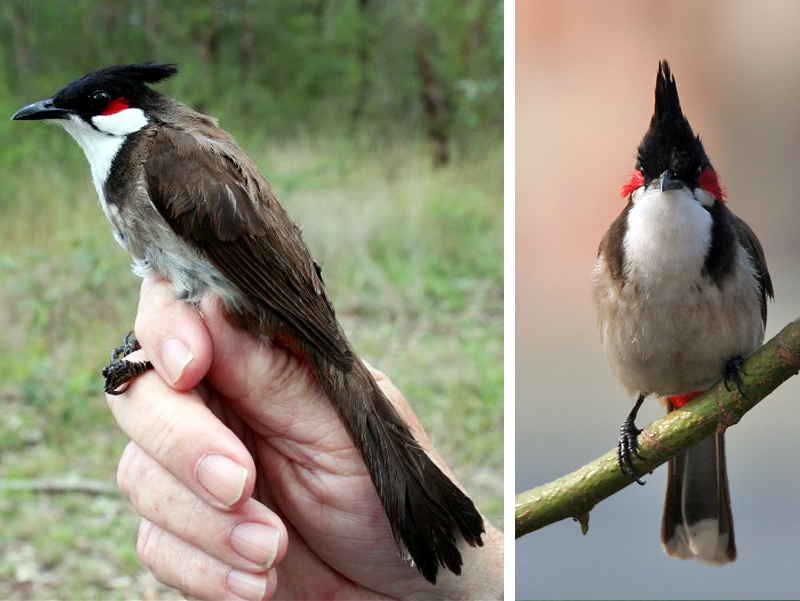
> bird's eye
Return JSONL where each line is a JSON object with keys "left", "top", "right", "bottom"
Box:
{"left": 90, "top": 91, "right": 110, "bottom": 110}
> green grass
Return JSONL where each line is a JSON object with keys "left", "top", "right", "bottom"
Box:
{"left": 0, "top": 129, "right": 502, "bottom": 599}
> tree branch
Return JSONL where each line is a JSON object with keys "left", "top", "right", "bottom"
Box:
{"left": 0, "top": 477, "right": 119, "bottom": 496}
{"left": 515, "top": 317, "right": 800, "bottom": 539}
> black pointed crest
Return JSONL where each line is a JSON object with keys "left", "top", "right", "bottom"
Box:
{"left": 654, "top": 61, "right": 682, "bottom": 122}
{"left": 636, "top": 60, "right": 710, "bottom": 187}
{"left": 52, "top": 63, "right": 178, "bottom": 114}
{"left": 66, "top": 63, "right": 177, "bottom": 90}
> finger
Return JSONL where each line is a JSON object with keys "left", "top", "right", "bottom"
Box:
{"left": 107, "top": 373, "right": 255, "bottom": 511}
{"left": 137, "top": 519, "right": 278, "bottom": 601}
{"left": 134, "top": 277, "right": 213, "bottom": 390}
{"left": 118, "top": 441, "right": 287, "bottom": 572}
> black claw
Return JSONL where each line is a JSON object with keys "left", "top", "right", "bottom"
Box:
{"left": 617, "top": 395, "right": 647, "bottom": 485}
{"left": 102, "top": 331, "right": 153, "bottom": 395}
{"left": 106, "top": 331, "right": 141, "bottom": 364}
{"left": 723, "top": 355, "right": 750, "bottom": 401}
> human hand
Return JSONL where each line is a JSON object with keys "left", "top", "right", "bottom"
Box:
{"left": 109, "top": 278, "right": 503, "bottom": 600}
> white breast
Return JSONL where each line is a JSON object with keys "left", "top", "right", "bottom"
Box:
{"left": 623, "top": 186, "right": 712, "bottom": 292}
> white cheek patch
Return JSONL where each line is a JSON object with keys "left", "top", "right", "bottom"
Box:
{"left": 91, "top": 107, "right": 148, "bottom": 136}
{"left": 693, "top": 187, "right": 715, "bottom": 207}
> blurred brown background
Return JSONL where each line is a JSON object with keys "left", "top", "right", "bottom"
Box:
{"left": 516, "top": 1, "right": 800, "bottom": 598}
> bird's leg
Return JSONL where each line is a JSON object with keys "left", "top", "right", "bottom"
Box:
{"left": 102, "top": 331, "right": 154, "bottom": 395}
{"left": 723, "top": 355, "right": 749, "bottom": 401}
{"left": 618, "top": 394, "right": 646, "bottom": 485}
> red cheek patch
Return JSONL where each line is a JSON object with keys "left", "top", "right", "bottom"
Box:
{"left": 621, "top": 169, "right": 644, "bottom": 198}
{"left": 101, "top": 97, "right": 130, "bottom": 116}
{"left": 699, "top": 167, "right": 727, "bottom": 204}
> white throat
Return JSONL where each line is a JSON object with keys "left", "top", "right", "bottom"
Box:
{"left": 623, "top": 185, "right": 712, "bottom": 290}
{"left": 59, "top": 108, "right": 147, "bottom": 202}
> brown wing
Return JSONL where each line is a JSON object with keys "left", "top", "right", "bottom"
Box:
{"left": 732, "top": 214, "right": 773, "bottom": 325}
{"left": 596, "top": 200, "right": 633, "bottom": 280}
{"left": 143, "top": 124, "right": 353, "bottom": 370}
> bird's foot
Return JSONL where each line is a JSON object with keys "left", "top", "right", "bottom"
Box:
{"left": 617, "top": 395, "right": 646, "bottom": 485}
{"left": 723, "top": 355, "right": 749, "bottom": 401}
{"left": 102, "top": 331, "right": 153, "bottom": 395}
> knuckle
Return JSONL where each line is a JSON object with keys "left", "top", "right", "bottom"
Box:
{"left": 136, "top": 518, "right": 230, "bottom": 601}
{"left": 136, "top": 519, "right": 161, "bottom": 572}
{"left": 116, "top": 441, "right": 139, "bottom": 500}
{"left": 147, "top": 400, "right": 191, "bottom": 465}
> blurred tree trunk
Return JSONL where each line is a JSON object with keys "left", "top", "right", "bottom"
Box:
{"left": 415, "top": 24, "right": 449, "bottom": 167}
{"left": 312, "top": 0, "right": 325, "bottom": 30}
{"left": 462, "top": 0, "right": 490, "bottom": 76}
{"left": 239, "top": 0, "right": 255, "bottom": 82}
{"left": 11, "top": 0, "right": 31, "bottom": 77}
{"left": 193, "top": 9, "right": 220, "bottom": 66}
{"left": 144, "top": 0, "right": 163, "bottom": 61}
{"left": 350, "top": 0, "right": 372, "bottom": 125}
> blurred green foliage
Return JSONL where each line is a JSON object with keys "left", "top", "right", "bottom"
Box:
{"left": 0, "top": 0, "right": 502, "bottom": 142}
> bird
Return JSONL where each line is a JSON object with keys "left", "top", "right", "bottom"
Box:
{"left": 11, "top": 62, "right": 484, "bottom": 583}
{"left": 592, "top": 60, "right": 772, "bottom": 564}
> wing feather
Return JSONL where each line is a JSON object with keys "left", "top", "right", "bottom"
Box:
{"left": 732, "top": 214, "right": 773, "bottom": 325}
{"left": 143, "top": 125, "right": 353, "bottom": 369}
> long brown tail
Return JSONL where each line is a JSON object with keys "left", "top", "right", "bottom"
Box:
{"left": 308, "top": 352, "right": 485, "bottom": 583}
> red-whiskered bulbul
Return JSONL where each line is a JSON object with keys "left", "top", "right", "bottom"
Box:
{"left": 11, "top": 63, "right": 484, "bottom": 583}
{"left": 592, "top": 61, "right": 773, "bottom": 564}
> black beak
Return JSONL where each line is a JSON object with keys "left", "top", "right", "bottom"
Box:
{"left": 11, "top": 98, "right": 70, "bottom": 121}
{"left": 660, "top": 171, "right": 684, "bottom": 192}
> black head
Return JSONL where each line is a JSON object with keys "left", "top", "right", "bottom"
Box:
{"left": 12, "top": 63, "right": 178, "bottom": 123}
{"left": 635, "top": 61, "right": 711, "bottom": 190}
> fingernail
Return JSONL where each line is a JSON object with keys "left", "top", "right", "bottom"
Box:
{"left": 196, "top": 455, "right": 248, "bottom": 508}
{"left": 231, "top": 522, "right": 280, "bottom": 569}
{"left": 160, "top": 337, "right": 194, "bottom": 384}
{"left": 227, "top": 569, "right": 267, "bottom": 601}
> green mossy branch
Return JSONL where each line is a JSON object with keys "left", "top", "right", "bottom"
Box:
{"left": 515, "top": 318, "right": 800, "bottom": 539}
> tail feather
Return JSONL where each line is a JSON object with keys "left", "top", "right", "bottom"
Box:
{"left": 311, "top": 354, "right": 485, "bottom": 583}
{"left": 662, "top": 432, "right": 735, "bottom": 564}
